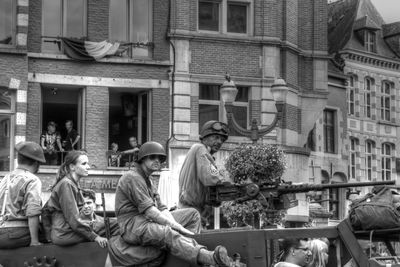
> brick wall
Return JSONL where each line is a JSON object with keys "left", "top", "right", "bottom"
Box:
{"left": 28, "top": 0, "right": 41, "bottom": 53}
{"left": 283, "top": 51, "right": 299, "bottom": 87}
{"left": 190, "top": 96, "right": 199, "bottom": 123}
{"left": 190, "top": 41, "right": 261, "bottom": 77}
{"left": 26, "top": 82, "right": 41, "bottom": 142}
{"left": 250, "top": 100, "right": 261, "bottom": 122}
{"left": 87, "top": 0, "right": 109, "bottom": 41}
{"left": 151, "top": 88, "right": 170, "bottom": 146}
{"left": 281, "top": 104, "right": 301, "bottom": 133}
{"left": 85, "top": 86, "right": 109, "bottom": 169}
{"left": 174, "top": 0, "right": 191, "bottom": 31}
{"left": 153, "top": 0, "right": 170, "bottom": 61}
{"left": 254, "top": 0, "right": 281, "bottom": 37}
{"left": 299, "top": 57, "right": 314, "bottom": 90}
{"left": 285, "top": 0, "right": 298, "bottom": 45}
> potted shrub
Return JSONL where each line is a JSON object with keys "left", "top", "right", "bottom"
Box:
{"left": 221, "top": 144, "right": 287, "bottom": 228}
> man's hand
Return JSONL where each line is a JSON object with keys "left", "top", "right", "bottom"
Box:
{"left": 171, "top": 222, "right": 195, "bottom": 236}
{"left": 94, "top": 236, "right": 108, "bottom": 248}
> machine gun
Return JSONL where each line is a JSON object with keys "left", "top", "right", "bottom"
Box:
{"left": 206, "top": 180, "right": 396, "bottom": 210}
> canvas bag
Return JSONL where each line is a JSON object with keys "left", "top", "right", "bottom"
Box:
{"left": 349, "top": 186, "right": 400, "bottom": 230}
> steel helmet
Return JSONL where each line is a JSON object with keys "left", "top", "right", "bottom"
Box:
{"left": 137, "top": 141, "right": 167, "bottom": 163}
{"left": 199, "top": 120, "right": 229, "bottom": 140}
{"left": 15, "top": 141, "right": 46, "bottom": 163}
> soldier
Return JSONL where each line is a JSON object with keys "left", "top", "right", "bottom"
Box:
{"left": 111, "top": 141, "right": 232, "bottom": 266}
{"left": 178, "top": 120, "right": 232, "bottom": 226}
{"left": 0, "top": 141, "right": 45, "bottom": 249}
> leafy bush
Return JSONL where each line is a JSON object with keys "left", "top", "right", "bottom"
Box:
{"left": 222, "top": 144, "right": 287, "bottom": 228}
{"left": 225, "top": 144, "right": 286, "bottom": 184}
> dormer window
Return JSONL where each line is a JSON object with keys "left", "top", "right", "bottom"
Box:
{"left": 364, "top": 30, "right": 376, "bottom": 52}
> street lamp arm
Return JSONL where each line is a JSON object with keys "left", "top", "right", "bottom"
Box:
{"left": 256, "top": 115, "right": 279, "bottom": 136}
{"left": 226, "top": 112, "right": 253, "bottom": 136}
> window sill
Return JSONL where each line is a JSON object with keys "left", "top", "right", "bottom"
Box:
{"left": 377, "top": 120, "right": 397, "bottom": 127}
{"left": 28, "top": 52, "right": 171, "bottom": 66}
{"left": 0, "top": 46, "right": 27, "bottom": 55}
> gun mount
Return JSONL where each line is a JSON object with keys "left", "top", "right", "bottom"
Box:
{"left": 206, "top": 180, "right": 396, "bottom": 210}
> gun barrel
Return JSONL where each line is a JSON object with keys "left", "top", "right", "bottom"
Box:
{"left": 277, "top": 180, "right": 395, "bottom": 194}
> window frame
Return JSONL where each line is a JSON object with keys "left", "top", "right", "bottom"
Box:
{"left": 198, "top": 83, "right": 250, "bottom": 138}
{"left": 364, "top": 77, "right": 372, "bottom": 119}
{"left": 197, "top": 0, "right": 253, "bottom": 36}
{"left": 0, "top": 88, "right": 16, "bottom": 172}
{"left": 347, "top": 75, "right": 356, "bottom": 116}
{"left": 109, "top": 0, "right": 153, "bottom": 58}
{"left": 323, "top": 109, "right": 336, "bottom": 154}
{"left": 381, "top": 143, "right": 393, "bottom": 181}
{"left": 349, "top": 138, "right": 357, "bottom": 180}
{"left": 41, "top": 0, "right": 88, "bottom": 53}
{"left": 365, "top": 140, "right": 373, "bottom": 181}
{"left": 380, "top": 81, "right": 392, "bottom": 122}
{"left": 0, "top": 0, "right": 16, "bottom": 47}
{"left": 364, "top": 30, "right": 376, "bottom": 53}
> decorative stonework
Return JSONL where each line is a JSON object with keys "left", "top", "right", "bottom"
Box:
{"left": 343, "top": 52, "right": 400, "bottom": 70}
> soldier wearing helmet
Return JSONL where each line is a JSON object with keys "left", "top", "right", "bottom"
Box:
{"left": 0, "top": 141, "right": 45, "bottom": 249}
{"left": 178, "top": 120, "right": 231, "bottom": 227}
{"left": 110, "top": 141, "right": 232, "bottom": 267}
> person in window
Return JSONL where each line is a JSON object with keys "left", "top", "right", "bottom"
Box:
{"left": 41, "top": 121, "right": 64, "bottom": 165}
{"left": 79, "top": 189, "right": 119, "bottom": 237}
{"left": 64, "top": 120, "right": 80, "bottom": 151}
{"left": 44, "top": 150, "right": 108, "bottom": 248}
{"left": 108, "top": 142, "right": 121, "bottom": 167}
{"left": 274, "top": 238, "right": 312, "bottom": 267}
{"left": 178, "top": 120, "right": 232, "bottom": 227}
{"left": 121, "top": 136, "right": 140, "bottom": 167}
{"left": 110, "top": 141, "right": 232, "bottom": 266}
{"left": 0, "top": 142, "right": 46, "bottom": 249}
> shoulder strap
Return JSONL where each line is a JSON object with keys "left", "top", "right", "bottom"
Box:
{"left": 1, "top": 174, "right": 11, "bottom": 217}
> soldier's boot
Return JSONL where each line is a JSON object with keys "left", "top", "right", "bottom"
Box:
{"left": 198, "top": 246, "right": 232, "bottom": 267}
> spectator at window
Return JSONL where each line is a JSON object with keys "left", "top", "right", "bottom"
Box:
{"left": 121, "top": 136, "right": 140, "bottom": 167}
{"left": 41, "top": 121, "right": 64, "bottom": 165}
{"left": 108, "top": 142, "right": 121, "bottom": 167}
{"left": 64, "top": 120, "right": 80, "bottom": 151}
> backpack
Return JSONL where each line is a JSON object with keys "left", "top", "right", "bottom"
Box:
{"left": 349, "top": 186, "right": 400, "bottom": 230}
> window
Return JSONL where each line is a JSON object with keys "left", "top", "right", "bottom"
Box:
{"left": 0, "top": 0, "right": 15, "bottom": 46}
{"left": 365, "top": 140, "right": 373, "bottom": 181}
{"left": 347, "top": 76, "right": 356, "bottom": 116}
{"left": 42, "top": 0, "right": 87, "bottom": 53}
{"left": 323, "top": 110, "right": 335, "bottom": 153}
{"left": 0, "top": 88, "right": 15, "bottom": 172}
{"left": 381, "top": 143, "right": 393, "bottom": 181}
{"left": 381, "top": 81, "right": 392, "bottom": 121}
{"left": 108, "top": 89, "right": 150, "bottom": 167}
{"left": 41, "top": 86, "right": 84, "bottom": 165}
{"left": 365, "top": 31, "right": 376, "bottom": 52}
{"left": 199, "top": 84, "right": 249, "bottom": 137}
{"left": 329, "top": 188, "right": 339, "bottom": 220}
{"left": 198, "top": 0, "right": 251, "bottom": 35}
{"left": 364, "top": 77, "right": 372, "bottom": 118}
{"left": 109, "top": 0, "right": 153, "bottom": 58}
{"left": 349, "top": 138, "right": 357, "bottom": 180}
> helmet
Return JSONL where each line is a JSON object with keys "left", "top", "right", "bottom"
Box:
{"left": 199, "top": 120, "right": 229, "bottom": 140}
{"left": 137, "top": 141, "right": 167, "bottom": 163}
{"left": 15, "top": 141, "right": 46, "bottom": 163}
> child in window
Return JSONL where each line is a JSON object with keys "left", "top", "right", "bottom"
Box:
{"left": 108, "top": 142, "right": 121, "bottom": 167}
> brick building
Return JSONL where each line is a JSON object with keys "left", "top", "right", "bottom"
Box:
{"left": 1, "top": 0, "right": 331, "bottom": 222}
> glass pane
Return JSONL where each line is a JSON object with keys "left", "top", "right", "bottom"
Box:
{"left": 236, "top": 86, "right": 249, "bottom": 102}
{"left": 0, "top": 115, "right": 11, "bottom": 171}
{"left": 227, "top": 3, "right": 247, "bottom": 33}
{"left": 42, "top": 0, "right": 62, "bottom": 52}
{"left": 110, "top": 0, "right": 128, "bottom": 42}
{"left": 0, "top": 0, "right": 13, "bottom": 45}
{"left": 0, "top": 89, "right": 12, "bottom": 110}
{"left": 130, "top": 0, "right": 151, "bottom": 57}
{"left": 199, "top": 104, "right": 219, "bottom": 132}
{"left": 66, "top": 0, "right": 85, "bottom": 38}
{"left": 229, "top": 106, "right": 247, "bottom": 136}
{"left": 198, "top": 1, "right": 220, "bottom": 31}
{"left": 199, "top": 84, "right": 220, "bottom": 100}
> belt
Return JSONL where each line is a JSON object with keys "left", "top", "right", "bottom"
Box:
{"left": 0, "top": 220, "right": 29, "bottom": 228}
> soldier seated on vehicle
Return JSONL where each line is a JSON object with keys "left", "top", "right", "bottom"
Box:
{"left": 80, "top": 190, "right": 119, "bottom": 237}
{"left": 0, "top": 141, "right": 46, "bottom": 249}
{"left": 274, "top": 238, "right": 312, "bottom": 267}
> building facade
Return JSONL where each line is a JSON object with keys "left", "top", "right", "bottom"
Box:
{"left": 324, "top": 0, "right": 400, "bottom": 221}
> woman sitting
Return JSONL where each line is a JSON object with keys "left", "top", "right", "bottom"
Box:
{"left": 45, "top": 150, "right": 108, "bottom": 248}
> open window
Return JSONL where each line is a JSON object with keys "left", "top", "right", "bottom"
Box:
{"left": 108, "top": 89, "right": 150, "bottom": 167}
{"left": 41, "top": 85, "right": 84, "bottom": 165}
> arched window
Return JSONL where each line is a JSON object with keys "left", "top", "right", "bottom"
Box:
{"left": 365, "top": 140, "right": 374, "bottom": 181}
{"left": 381, "top": 143, "right": 394, "bottom": 181}
{"left": 381, "top": 81, "right": 392, "bottom": 121}
{"left": 364, "top": 77, "right": 373, "bottom": 118}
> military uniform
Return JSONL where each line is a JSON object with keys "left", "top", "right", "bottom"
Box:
{"left": 113, "top": 163, "right": 203, "bottom": 265}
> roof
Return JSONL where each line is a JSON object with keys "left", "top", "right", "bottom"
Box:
{"left": 328, "top": 0, "right": 399, "bottom": 59}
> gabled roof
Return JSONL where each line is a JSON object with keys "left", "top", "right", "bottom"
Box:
{"left": 328, "top": 0, "right": 399, "bottom": 59}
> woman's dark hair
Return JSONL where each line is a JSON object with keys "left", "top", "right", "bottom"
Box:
{"left": 281, "top": 238, "right": 307, "bottom": 260}
{"left": 54, "top": 150, "right": 87, "bottom": 187}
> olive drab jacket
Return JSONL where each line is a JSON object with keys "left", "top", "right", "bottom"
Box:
{"left": 178, "top": 143, "right": 225, "bottom": 212}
